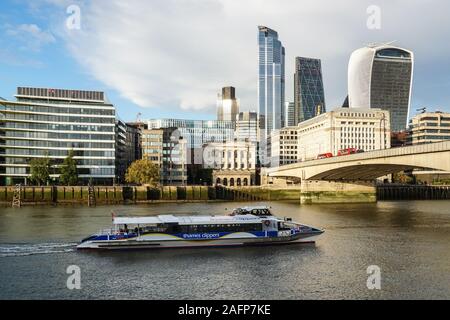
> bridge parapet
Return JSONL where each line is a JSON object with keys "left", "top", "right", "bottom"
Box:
{"left": 266, "top": 141, "right": 450, "bottom": 181}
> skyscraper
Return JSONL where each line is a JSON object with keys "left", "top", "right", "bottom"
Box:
{"left": 217, "top": 86, "right": 239, "bottom": 122}
{"left": 258, "top": 26, "right": 285, "bottom": 140}
{"left": 294, "top": 57, "right": 326, "bottom": 123}
{"left": 348, "top": 44, "right": 414, "bottom": 132}
{"left": 284, "top": 102, "right": 296, "bottom": 127}
{"left": 235, "top": 111, "right": 259, "bottom": 143}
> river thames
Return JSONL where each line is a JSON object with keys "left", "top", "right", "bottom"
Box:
{"left": 0, "top": 201, "right": 449, "bottom": 299}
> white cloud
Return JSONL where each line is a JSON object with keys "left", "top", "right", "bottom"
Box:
{"left": 6, "top": 23, "right": 55, "bottom": 51}
{"left": 52, "top": 0, "right": 450, "bottom": 113}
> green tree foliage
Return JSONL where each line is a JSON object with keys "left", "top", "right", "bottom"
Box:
{"left": 125, "top": 159, "right": 160, "bottom": 186}
{"left": 60, "top": 150, "right": 79, "bottom": 186}
{"left": 29, "top": 156, "right": 51, "bottom": 186}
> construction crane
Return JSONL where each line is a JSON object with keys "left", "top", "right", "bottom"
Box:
{"left": 136, "top": 112, "right": 142, "bottom": 123}
{"left": 416, "top": 107, "right": 427, "bottom": 114}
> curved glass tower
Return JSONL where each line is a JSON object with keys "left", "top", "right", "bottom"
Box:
{"left": 348, "top": 44, "right": 414, "bottom": 132}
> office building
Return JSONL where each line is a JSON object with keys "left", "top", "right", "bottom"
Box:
{"left": 141, "top": 127, "right": 187, "bottom": 185}
{"left": 284, "top": 102, "right": 296, "bottom": 127}
{"left": 203, "top": 140, "right": 257, "bottom": 186}
{"left": 147, "top": 119, "right": 235, "bottom": 183}
{"left": 269, "top": 127, "right": 300, "bottom": 167}
{"left": 294, "top": 57, "right": 326, "bottom": 123}
{"left": 235, "top": 111, "right": 259, "bottom": 143}
{"left": 217, "top": 86, "right": 239, "bottom": 122}
{"left": 0, "top": 87, "right": 116, "bottom": 186}
{"left": 408, "top": 111, "right": 450, "bottom": 145}
{"left": 258, "top": 26, "right": 285, "bottom": 140}
{"left": 297, "top": 107, "right": 391, "bottom": 161}
{"left": 115, "top": 119, "right": 128, "bottom": 183}
{"left": 348, "top": 44, "right": 414, "bottom": 132}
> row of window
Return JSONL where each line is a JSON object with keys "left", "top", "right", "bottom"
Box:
{"left": 1, "top": 149, "right": 114, "bottom": 157}
{"left": 3, "top": 157, "right": 114, "bottom": 166}
{"left": 5, "top": 113, "right": 115, "bottom": 124}
{"left": 3, "top": 167, "right": 115, "bottom": 176}
{"left": 2, "top": 131, "right": 115, "bottom": 141}
{"left": 2, "top": 140, "right": 114, "bottom": 149}
{"left": 2, "top": 122, "right": 115, "bottom": 132}
{"left": 5, "top": 104, "right": 115, "bottom": 115}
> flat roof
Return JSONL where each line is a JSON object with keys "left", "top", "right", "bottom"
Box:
{"left": 113, "top": 214, "right": 267, "bottom": 225}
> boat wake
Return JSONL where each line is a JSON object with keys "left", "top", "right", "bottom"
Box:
{"left": 0, "top": 242, "right": 77, "bottom": 257}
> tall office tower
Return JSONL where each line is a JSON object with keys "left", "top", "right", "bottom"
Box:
{"left": 235, "top": 111, "right": 259, "bottom": 143}
{"left": 294, "top": 57, "right": 326, "bottom": 123}
{"left": 348, "top": 43, "right": 414, "bottom": 132}
{"left": 217, "top": 86, "right": 239, "bottom": 122}
{"left": 258, "top": 26, "right": 285, "bottom": 141}
{"left": 284, "top": 102, "right": 296, "bottom": 127}
{"left": 0, "top": 87, "right": 116, "bottom": 186}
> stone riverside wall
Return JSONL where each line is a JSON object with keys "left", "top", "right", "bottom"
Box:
{"left": 0, "top": 185, "right": 304, "bottom": 205}
{"left": 9, "top": 184, "right": 444, "bottom": 205}
{"left": 0, "top": 186, "right": 210, "bottom": 205}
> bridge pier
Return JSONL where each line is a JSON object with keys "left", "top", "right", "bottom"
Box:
{"left": 300, "top": 180, "right": 377, "bottom": 204}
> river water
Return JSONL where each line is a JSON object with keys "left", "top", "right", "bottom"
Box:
{"left": 0, "top": 201, "right": 449, "bottom": 300}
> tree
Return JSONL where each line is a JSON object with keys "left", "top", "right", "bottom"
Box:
{"left": 125, "top": 159, "right": 160, "bottom": 186}
{"left": 60, "top": 150, "right": 78, "bottom": 186}
{"left": 29, "top": 156, "right": 51, "bottom": 186}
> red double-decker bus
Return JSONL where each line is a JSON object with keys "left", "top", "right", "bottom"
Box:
{"left": 337, "top": 148, "right": 364, "bottom": 156}
{"left": 317, "top": 152, "right": 333, "bottom": 159}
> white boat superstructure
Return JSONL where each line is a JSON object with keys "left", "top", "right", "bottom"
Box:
{"left": 77, "top": 206, "right": 324, "bottom": 250}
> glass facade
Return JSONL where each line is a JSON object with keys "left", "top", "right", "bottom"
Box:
{"left": 258, "top": 26, "right": 285, "bottom": 140}
{"left": 217, "top": 87, "right": 239, "bottom": 122}
{"left": 284, "top": 102, "right": 296, "bottom": 127}
{"left": 348, "top": 45, "right": 413, "bottom": 133}
{"left": 0, "top": 87, "right": 116, "bottom": 185}
{"left": 294, "top": 57, "right": 326, "bottom": 123}
{"left": 235, "top": 111, "right": 259, "bottom": 143}
{"left": 142, "top": 128, "right": 187, "bottom": 186}
{"left": 147, "top": 119, "right": 235, "bottom": 150}
{"left": 371, "top": 48, "right": 413, "bottom": 132}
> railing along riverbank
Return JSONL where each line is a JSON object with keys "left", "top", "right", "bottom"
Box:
{"left": 377, "top": 184, "right": 450, "bottom": 200}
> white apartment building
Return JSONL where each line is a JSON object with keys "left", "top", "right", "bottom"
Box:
{"left": 269, "top": 127, "right": 300, "bottom": 167}
{"left": 408, "top": 111, "right": 450, "bottom": 145}
{"left": 297, "top": 107, "right": 391, "bottom": 161}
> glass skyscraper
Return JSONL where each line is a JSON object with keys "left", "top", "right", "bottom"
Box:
{"left": 217, "top": 86, "right": 239, "bottom": 122}
{"left": 294, "top": 57, "right": 326, "bottom": 123}
{"left": 258, "top": 26, "right": 285, "bottom": 140}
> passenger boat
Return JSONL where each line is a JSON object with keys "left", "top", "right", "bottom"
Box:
{"left": 77, "top": 206, "right": 324, "bottom": 250}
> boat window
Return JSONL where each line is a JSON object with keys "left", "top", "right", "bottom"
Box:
{"left": 178, "top": 223, "right": 262, "bottom": 233}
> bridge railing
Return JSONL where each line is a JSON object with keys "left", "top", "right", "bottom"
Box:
{"left": 269, "top": 140, "right": 450, "bottom": 171}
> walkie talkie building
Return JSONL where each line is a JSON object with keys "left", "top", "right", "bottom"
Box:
{"left": 348, "top": 44, "right": 414, "bottom": 132}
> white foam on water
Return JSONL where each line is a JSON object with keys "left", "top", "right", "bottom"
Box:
{"left": 0, "top": 242, "right": 77, "bottom": 257}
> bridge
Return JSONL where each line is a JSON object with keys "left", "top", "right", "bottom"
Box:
{"left": 264, "top": 141, "right": 450, "bottom": 204}
{"left": 266, "top": 141, "right": 450, "bottom": 181}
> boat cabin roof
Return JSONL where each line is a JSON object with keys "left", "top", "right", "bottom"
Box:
{"left": 113, "top": 214, "right": 274, "bottom": 226}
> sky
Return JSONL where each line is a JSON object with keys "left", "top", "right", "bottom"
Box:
{"left": 1, "top": 0, "right": 449, "bottom": 122}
